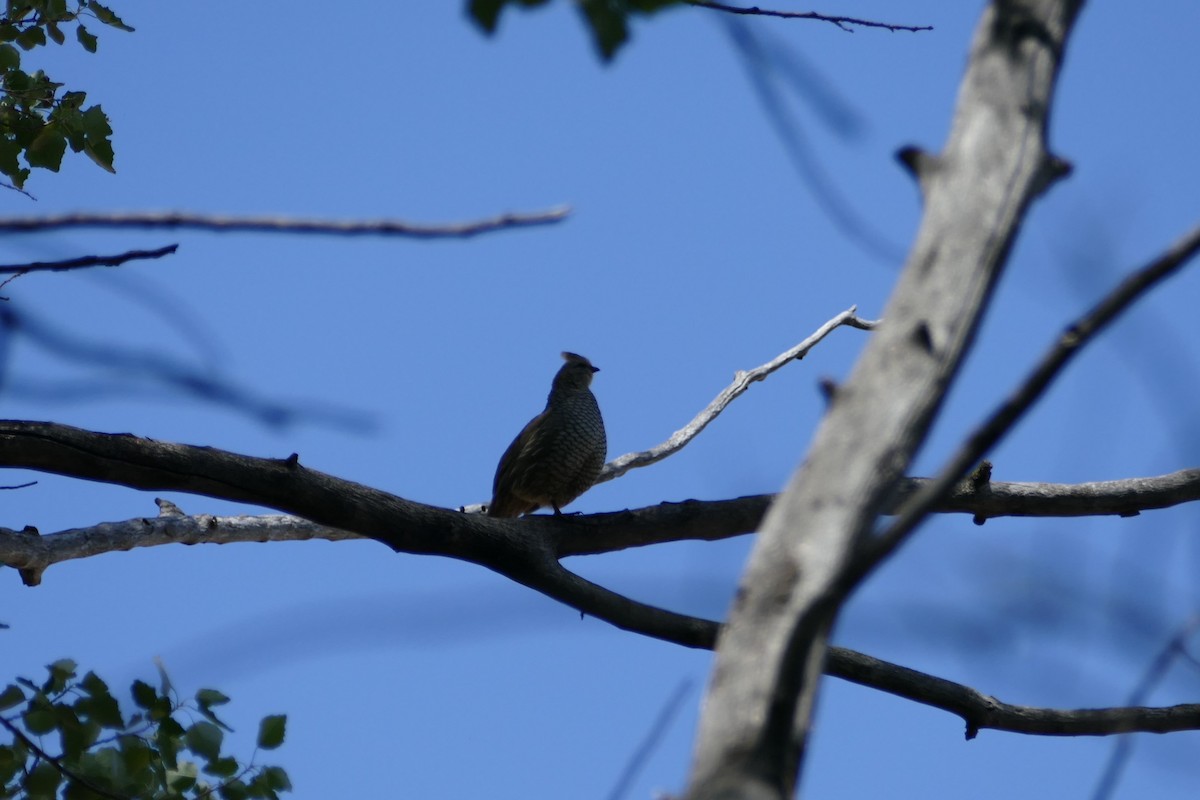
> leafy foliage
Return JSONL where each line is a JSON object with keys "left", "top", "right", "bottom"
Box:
{"left": 0, "top": 659, "right": 291, "bottom": 800}
{"left": 467, "top": 0, "right": 680, "bottom": 60}
{"left": 0, "top": 0, "right": 132, "bottom": 189}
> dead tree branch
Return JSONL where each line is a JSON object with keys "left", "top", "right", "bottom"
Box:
{"left": 0, "top": 207, "right": 570, "bottom": 239}
{"left": 685, "top": 2, "right": 933, "bottom": 32}
{"left": 597, "top": 307, "right": 877, "bottom": 484}
{"left": 4, "top": 469, "right": 1198, "bottom": 584}
{"left": 856, "top": 221, "right": 1200, "bottom": 586}
{"left": 0, "top": 421, "right": 1197, "bottom": 743}
{"left": 683, "top": 2, "right": 1085, "bottom": 797}
{"left": 0, "top": 244, "right": 179, "bottom": 274}
{"left": 827, "top": 647, "right": 1200, "bottom": 739}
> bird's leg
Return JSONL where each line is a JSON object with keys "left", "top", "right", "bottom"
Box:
{"left": 552, "top": 504, "right": 563, "bottom": 515}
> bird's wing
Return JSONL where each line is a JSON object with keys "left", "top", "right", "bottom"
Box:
{"left": 492, "top": 411, "right": 547, "bottom": 499}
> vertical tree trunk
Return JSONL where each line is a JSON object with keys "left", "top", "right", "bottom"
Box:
{"left": 683, "top": 1, "right": 1086, "bottom": 797}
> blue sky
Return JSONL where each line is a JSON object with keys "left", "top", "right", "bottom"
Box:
{"left": 3, "top": 2, "right": 1200, "bottom": 798}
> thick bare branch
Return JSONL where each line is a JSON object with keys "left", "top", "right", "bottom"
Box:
{"left": 684, "top": 2, "right": 1086, "bottom": 797}
{"left": 685, "top": 1, "right": 933, "bottom": 32}
{"left": 0, "top": 420, "right": 1198, "bottom": 742}
{"left": 857, "top": 221, "right": 1200, "bottom": 585}
{"left": 0, "top": 419, "right": 712, "bottom": 649}
{"left": 597, "top": 307, "right": 877, "bottom": 484}
{"left": 5, "top": 469, "right": 1198, "bottom": 582}
{"left": 0, "top": 244, "right": 179, "bottom": 274}
{"left": 0, "top": 207, "right": 570, "bottom": 239}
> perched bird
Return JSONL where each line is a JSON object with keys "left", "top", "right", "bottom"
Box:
{"left": 488, "top": 352, "right": 607, "bottom": 518}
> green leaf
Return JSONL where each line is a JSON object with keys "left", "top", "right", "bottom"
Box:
{"left": 220, "top": 778, "right": 250, "bottom": 800}
{"left": 196, "top": 688, "right": 231, "bottom": 708}
{"left": 44, "top": 658, "right": 78, "bottom": 693}
{"left": 0, "top": 745, "right": 23, "bottom": 784}
{"left": 157, "top": 723, "right": 180, "bottom": 770}
{"left": 77, "top": 672, "right": 124, "bottom": 729}
{"left": 15, "top": 26, "right": 46, "bottom": 51}
{"left": 87, "top": 1, "right": 135, "bottom": 31}
{"left": 75, "top": 23, "right": 97, "bottom": 52}
{"left": 577, "top": 0, "right": 629, "bottom": 60}
{"left": 468, "top": 0, "right": 506, "bottom": 31}
{"left": 26, "top": 124, "right": 65, "bottom": 170}
{"left": 0, "top": 684, "right": 24, "bottom": 711}
{"left": 23, "top": 696, "right": 57, "bottom": 735}
{"left": 24, "top": 760, "right": 61, "bottom": 799}
{"left": 0, "top": 24, "right": 19, "bottom": 43}
{"left": 166, "top": 761, "right": 198, "bottom": 793}
{"left": 196, "top": 690, "right": 233, "bottom": 732}
{"left": 131, "top": 679, "right": 157, "bottom": 709}
{"left": 259, "top": 765, "right": 291, "bottom": 793}
{"left": 185, "top": 721, "right": 223, "bottom": 762}
{"left": 203, "top": 756, "right": 239, "bottom": 778}
{"left": 256, "top": 715, "right": 286, "bottom": 750}
{"left": 0, "top": 43, "right": 20, "bottom": 70}
{"left": 119, "top": 737, "right": 153, "bottom": 776}
{"left": 46, "top": 22, "right": 65, "bottom": 45}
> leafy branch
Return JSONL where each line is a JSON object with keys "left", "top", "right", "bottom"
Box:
{"left": 0, "top": 0, "right": 133, "bottom": 188}
{"left": 0, "top": 659, "right": 290, "bottom": 800}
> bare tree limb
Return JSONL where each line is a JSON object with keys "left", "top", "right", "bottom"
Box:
{"left": 827, "top": 647, "right": 1200, "bottom": 739}
{"left": 597, "top": 307, "right": 878, "bottom": 484}
{"left": 0, "top": 207, "right": 570, "bottom": 238}
{"left": 5, "top": 468, "right": 1199, "bottom": 583}
{"left": 0, "top": 421, "right": 1198, "bottom": 743}
{"left": 685, "top": 1, "right": 933, "bottom": 33}
{"left": 683, "top": 2, "right": 1085, "bottom": 797}
{"left": 855, "top": 221, "right": 1200, "bottom": 589}
{"left": 0, "top": 244, "right": 179, "bottom": 275}
{"left": 0, "top": 419, "right": 714, "bottom": 648}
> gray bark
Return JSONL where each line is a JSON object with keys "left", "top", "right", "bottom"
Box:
{"left": 682, "top": 1, "right": 1086, "bottom": 797}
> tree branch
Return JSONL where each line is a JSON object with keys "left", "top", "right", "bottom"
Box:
{"left": 685, "top": 2, "right": 933, "bottom": 33}
{"left": 683, "top": 2, "right": 1085, "bottom": 796}
{"left": 5, "top": 468, "right": 1198, "bottom": 583}
{"left": 826, "top": 647, "right": 1200, "bottom": 739}
{"left": 0, "top": 244, "right": 179, "bottom": 275}
{"left": 0, "top": 208, "right": 570, "bottom": 238}
{"left": 855, "top": 221, "right": 1200, "bottom": 589}
{"left": 0, "top": 421, "right": 1197, "bottom": 743}
{"left": 596, "top": 307, "right": 877, "bottom": 484}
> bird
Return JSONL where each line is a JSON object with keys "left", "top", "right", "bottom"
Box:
{"left": 488, "top": 352, "right": 607, "bottom": 518}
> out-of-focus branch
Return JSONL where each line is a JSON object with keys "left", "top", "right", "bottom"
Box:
{"left": 0, "top": 207, "right": 570, "bottom": 238}
{"left": 597, "top": 307, "right": 877, "bottom": 484}
{"left": 0, "top": 244, "right": 179, "bottom": 275}
{"left": 685, "top": 2, "right": 933, "bottom": 32}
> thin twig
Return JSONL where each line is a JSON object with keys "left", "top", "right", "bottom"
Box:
{"left": 0, "top": 208, "right": 571, "bottom": 238}
{"left": 596, "top": 306, "right": 877, "bottom": 483}
{"left": 1090, "top": 616, "right": 1200, "bottom": 800}
{"left": 0, "top": 244, "right": 179, "bottom": 274}
{"left": 849, "top": 222, "right": 1200, "bottom": 589}
{"left": 605, "top": 678, "right": 694, "bottom": 800}
{"left": 686, "top": 1, "right": 933, "bottom": 32}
